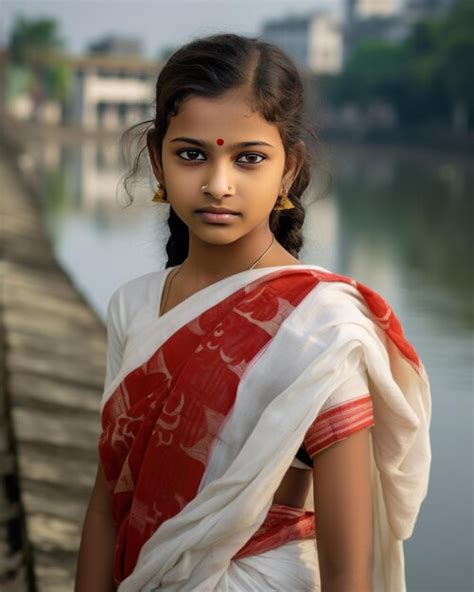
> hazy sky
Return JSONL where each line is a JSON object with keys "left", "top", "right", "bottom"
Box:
{"left": 1, "top": 0, "right": 344, "bottom": 58}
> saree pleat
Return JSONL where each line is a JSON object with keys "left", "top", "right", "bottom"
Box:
{"left": 223, "top": 539, "right": 320, "bottom": 591}
{"left": 97, "top": 264, "right": 431, "bottom": 591}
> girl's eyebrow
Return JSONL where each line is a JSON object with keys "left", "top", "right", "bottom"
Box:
{"left": 170, "top": 136, "right": 273, "bottom": 149}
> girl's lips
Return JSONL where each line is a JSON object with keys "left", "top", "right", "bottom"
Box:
{"left": 196, "top": 211, "right": 240, "bottom": 223}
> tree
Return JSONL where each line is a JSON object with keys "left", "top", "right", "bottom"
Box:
{"left": 435, "top": 0, "right": 474, "bottom": 130}
{"left": 320, "top": 0, "right": 473, "bottom": 131}
{"left": 7, "top": 16, "right": 71, "bottom": 114}
{"left": 9, "top": 16, "right": 64, "bottom": 64}
{"left": 338, "top": 40, "right": 406, "bottom": 107}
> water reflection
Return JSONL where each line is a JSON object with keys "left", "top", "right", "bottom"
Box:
{"left": 21, "top": 132, "right": 473, "bottom": 592}
{"left": 331, "top": 142, "right": 473, "bottom": 328}
{"left": 24, "top": 137, "right": 472, "bottom": 322}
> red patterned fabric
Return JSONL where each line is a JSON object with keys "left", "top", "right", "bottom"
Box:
{"left": 99, "top": 269, "right": 319, "bottom": 586}
{"left": 233, "top": 503, "right": 316, "bottom": 560}
{"left": 304, "top": 393, "right": 375, "bottom": 458}
{"left": 98, "top": 267, "right": 422, "bottom": 585}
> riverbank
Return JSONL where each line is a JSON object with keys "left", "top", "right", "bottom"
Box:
{"left": 0, "top": 131, "right": 107, "bottom": 590}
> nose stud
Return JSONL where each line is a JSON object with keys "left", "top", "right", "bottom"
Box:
{"left": 201, "top": 184, "right": 233, "bottom": 191}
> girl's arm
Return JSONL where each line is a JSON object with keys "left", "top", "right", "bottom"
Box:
{"left": 312, "top": 426, "right": 374, "bottom": 592}
{"left": 75, "top": 461, "right": 117, "bottom": 592}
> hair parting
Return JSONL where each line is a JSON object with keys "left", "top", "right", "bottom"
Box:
{"left": 120, "top": 32, "right": 333, "bottom": 267}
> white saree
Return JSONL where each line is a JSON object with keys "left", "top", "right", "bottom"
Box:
{"left": 101, "top": 263, "right": 432, "bottom": 591}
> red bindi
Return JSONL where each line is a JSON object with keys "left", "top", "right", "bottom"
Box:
{"left": 216, "top": 138, "right": 224, "bottom": 146}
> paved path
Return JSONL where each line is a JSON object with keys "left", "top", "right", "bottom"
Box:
{"left": 0, "top": 140, "right": 106, "bottom": 591}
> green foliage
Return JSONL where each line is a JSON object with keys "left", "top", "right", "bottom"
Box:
{"left": 4, "top": 63, "right": 32, "bottom": 99}
{"left": 324, "top": 0, "right": 473, "bottom": 128}
{"left": 436, "top": 0, "right": 474, "bottom": 104}
{"left": 9, "top": 16, "right": 65, "bottom": 63}
{"left": 342, "top": 40, "right": 407, "bottom": 105}
{"left": 7, "top": 15, "right": 72, "bottom": 103}
{"left": 45, "top": 62, "right": 72, "bottom": 101}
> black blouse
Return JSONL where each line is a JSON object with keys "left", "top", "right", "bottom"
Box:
{"left": 295, "top": 445, "right": 313, "bottom": 468}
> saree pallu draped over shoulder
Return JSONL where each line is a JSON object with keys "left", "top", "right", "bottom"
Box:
{"left": 97, "top": 264, "right": 432, "bottom": 592}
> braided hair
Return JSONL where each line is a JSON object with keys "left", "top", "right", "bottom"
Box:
{"left": 120, "top": 33, "right": 332, "bottom": 267}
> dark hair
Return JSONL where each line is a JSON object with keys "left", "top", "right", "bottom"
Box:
{"left": 120, "top": 32, "right": 332, "bottom": 268}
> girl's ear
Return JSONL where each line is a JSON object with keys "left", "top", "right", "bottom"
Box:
{"left": 146, "top": 128, "right": 164, "bottom": 184}
{"left": 281, "top": 139, "right": 305, "bottom": 193}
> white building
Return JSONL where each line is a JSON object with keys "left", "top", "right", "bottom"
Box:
{"left": 68, "top": 54, "right": 159, "bottom": 129}
{"left": 356, "top": 0, "right": 403, "bottom": 17}
{"left": 261, "top": 11, "right": 344, "bottom": 75}
{"left": 346, "top": 0, "right": 456, "bottom": 22}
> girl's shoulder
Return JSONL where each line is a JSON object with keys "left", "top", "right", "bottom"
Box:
{"left": 116, "top": 268, "right": 167, "bottom": 299}
{"left": 295, "top": 265, "right": 389, "bottom": 314}
{"left": 296, "top": 267, "right": 421, "bottom": 372}
{"left": 107, "top": 269, "right": 168, "bottom": 334}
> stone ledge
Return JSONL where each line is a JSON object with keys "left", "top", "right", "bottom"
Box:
{"left": 1, "top": 138, "right": 107, "bottom": 590}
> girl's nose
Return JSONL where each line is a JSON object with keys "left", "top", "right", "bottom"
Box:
{"left": 201, "top": 168, "right": 235, "bottom": 198}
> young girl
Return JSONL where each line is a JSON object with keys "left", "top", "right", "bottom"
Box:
{"left": 75, "top": 33, "right": 432, "bottom": 591}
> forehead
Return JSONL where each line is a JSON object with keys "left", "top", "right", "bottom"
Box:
{"left": 165, "top": 89, "right": 281, "bottom": 146}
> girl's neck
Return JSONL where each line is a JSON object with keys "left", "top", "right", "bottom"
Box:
{"left": 178, "top": 236, "right": 301, "bottom": 288}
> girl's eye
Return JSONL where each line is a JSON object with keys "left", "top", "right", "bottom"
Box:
{"left": 176, "top": 149, "right": 265, "bottom": 165}
{"left": 238, "top": 153, "right": 265, "bottom": 165}
{"left": 177, "top": 149, "right": 205, "bottom": 161}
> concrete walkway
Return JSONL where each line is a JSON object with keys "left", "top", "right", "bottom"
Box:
{"left": 0, "top": 141, "right": 107, "bottom": 591}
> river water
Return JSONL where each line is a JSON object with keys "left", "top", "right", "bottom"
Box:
{"left": 23, "top": 134, "right": 473, "bottom": 592}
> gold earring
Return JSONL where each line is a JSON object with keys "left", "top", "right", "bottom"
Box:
{"left": 273, "top": 190, "right": 294, "bottom": 211}
{"left": 152, "top": 183, "right": 168, "bottom": 203}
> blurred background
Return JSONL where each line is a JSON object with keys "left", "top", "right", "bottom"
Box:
{"left": 0, "top": 0, "right": 472, "bottom": 590}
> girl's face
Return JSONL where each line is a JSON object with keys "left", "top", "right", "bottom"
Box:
{"left": 147, "top": 86, "right": 299, "bottom": 246}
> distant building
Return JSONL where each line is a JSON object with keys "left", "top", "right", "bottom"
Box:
{"left": 345, "top": 0, "right": 455, "bottom": 20}
{"left": 261, "top": 11, "right": 344, "bottom": 74}
{"left": 2, "top": 33, "right": 161, "bottom": 129}
{"left": 87, "top": 35, "right": 143, "bottom": 58}
{"left": 356, "top": 0, "right": 403, "bottom": 17}
{"left": 341, "top": 0, "right": 454, "bottom": 59}
{"left": 53, "top": 35, "right": 159, "bottom": 129}
{"left": 66, "top": 53, "right": 159, "bottom": 129}
{"left": 344, "top": 14, "right": 412, "bottom": 56}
